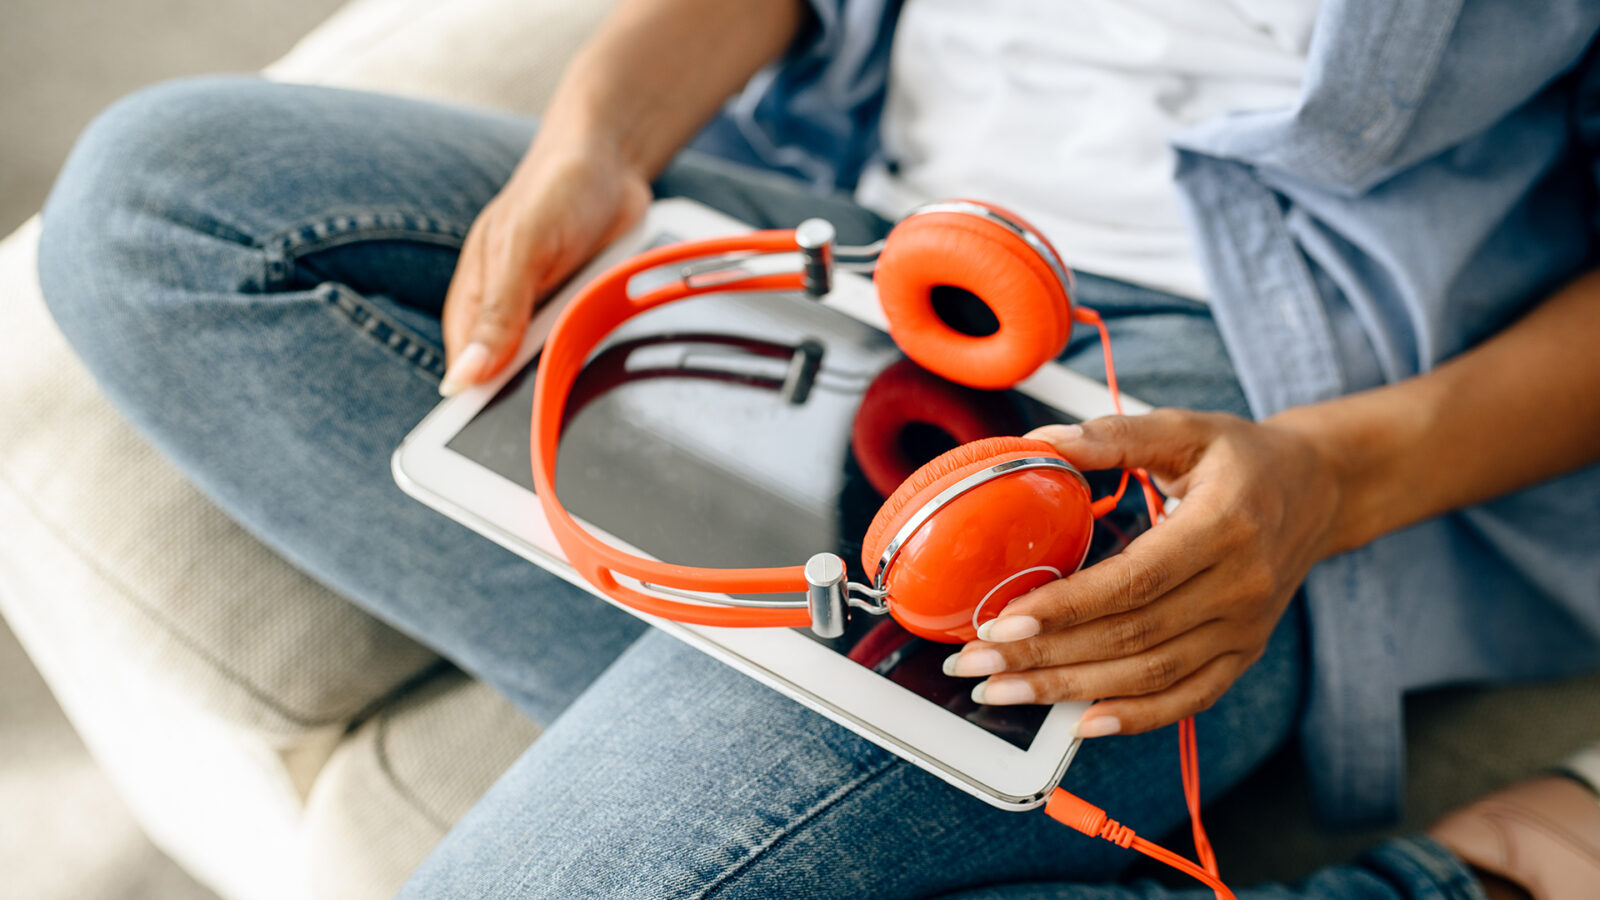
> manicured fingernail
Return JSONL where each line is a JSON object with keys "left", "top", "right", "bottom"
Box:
{"left": 942, "top": 649, "right": 1005, "bottom": 678}
{"left": 976, "top": 615, "right": 1040, "bottom": 643}
{"left": 1074, "top": 716, "right": 1123, "bottom": 739}
{"left": 440, "top": 342, "right": 491, "bottom": 397}
{"left": 1032, "top": 423, "right": 1082, "bottom": 442}
{"left": 972, "top": 679, "right": 1035, "bottom": 705}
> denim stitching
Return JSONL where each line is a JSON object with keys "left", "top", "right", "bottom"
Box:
{"left": 259, "top": 211, "right": 466, "bottom": 380}
{"left": 260, "top": 209, "right": 468, "bottom": 291}
{"left": 318, "top": 284, "right": 447, "bottom": 380}
{"left": 1370, "top": 836, "right": 1488, "bottom": 900}
{"left": 696, "top": 756, "right": 903, "bottom": 900}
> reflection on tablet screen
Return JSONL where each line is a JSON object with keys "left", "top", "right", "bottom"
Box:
{"left": 446, "top": 288, "right": 1149, "bottom": 751}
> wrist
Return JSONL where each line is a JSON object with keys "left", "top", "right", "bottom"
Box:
{"left": 1264, "top": 400, "right": 1408, "bottom": 559}
{"left": 532, "top": 84, "right": 647, "bottom": 172}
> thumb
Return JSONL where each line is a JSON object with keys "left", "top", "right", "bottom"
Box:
{"left": 1025, "top": 410, "right": 1214, "bottom": 477}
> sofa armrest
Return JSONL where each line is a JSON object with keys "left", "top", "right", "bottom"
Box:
{"left": 264, "top": 0, "right": 619, "bottom": 116}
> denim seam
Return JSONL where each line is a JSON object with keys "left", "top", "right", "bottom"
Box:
{"left": 696, "top": 756, "right": 903, "bottom": 900}
{"left": 143, "top": 203, "right": 260, "bottom": 253}
{"left": 259, "top": 210, "right": 467, "bottom": 291}
{"left": 257, "top": 211, "right": 466, "bottom": 381}
{"left": 316, "top": 283, "right": 448, "bottom": 381}
{"left": 1376, "top": 836, "right": 1489, "bottom": 900}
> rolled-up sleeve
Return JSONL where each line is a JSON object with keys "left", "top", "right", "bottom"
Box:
{"left": 688, "top": 0, "right": 902, "bottom": 191}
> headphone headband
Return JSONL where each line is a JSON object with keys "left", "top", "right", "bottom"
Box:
{"left": 530, "top": 205, "right": 1095, "bottom": 638}
{"left": 531, "top": 230, "right": 823, "bottom": 627}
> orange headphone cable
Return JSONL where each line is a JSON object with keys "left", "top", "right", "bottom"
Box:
{"left": 1052, "top": 307, "right": 1229, "bottom": 899}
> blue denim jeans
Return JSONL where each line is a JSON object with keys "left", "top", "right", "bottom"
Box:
{"left": 38, "top": 77, "right": 1484, "bottom": 900}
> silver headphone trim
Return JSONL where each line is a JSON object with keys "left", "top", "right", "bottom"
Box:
{"left": 872, "top": 457, "right": 1089, "bottom": 594}
{"left": 636, "top": 580, "right": 809, "bottom": 610}
{"left": 687, "top": 203, "right": 1070, "bottom": 303}
{"left": 903, "top": 201, "right": 1075, "bottom": 297}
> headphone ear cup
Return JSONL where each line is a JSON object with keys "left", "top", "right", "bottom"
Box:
{"left": 861, "top": 436, "right": 1094, "bottom": 643}
{"left": 876, "top": 210, "right": 1071, "bottom": 390}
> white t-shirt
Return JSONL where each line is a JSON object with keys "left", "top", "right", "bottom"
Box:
{"left": 855, "top": 0, "right": 1320, "bottom": 301}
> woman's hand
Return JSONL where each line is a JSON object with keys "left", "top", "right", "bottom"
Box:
{"left": 438, "top": 133, "right": 651, "bottom": 395}
{"left": 435, "top": 0, "right": 811, "bottom": 395}
{"left": 944, "top": 410, "right": 1344, "bottom": 738}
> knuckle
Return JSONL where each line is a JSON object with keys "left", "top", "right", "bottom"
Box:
{"left": 1148, "top": 408, "right": 1188, "bottom": 431}
{"left": 1240, "top": 563, "right": 1276, "bottom": 600}
{"left": 1109, "top": 613, "right": 1155, "bottom": 656}
{"left": 477, "top": 295, "right": 528, "bottom": 336}
{"left": 1046, "top": 591, "right": 1090, "bottom": 628}
{"left": 1116, "top": 555, "right": 1168, "bottom": 610}
{"left": 1157, "top": 408, "right": 1213, "bottom": 467}
{"left": 1093, "top": 415, "right": 1134, "bottom": 444}
{"left": 1009, "top": 639, "right": 1049, "bottom": 671}
{"left": 1231, "top": 507, "right": 1263, "bottom": 541}
{"left": 1140, "top": 652, "right": 1182, "bottom": 692}
{"left": 1039, "top": 670, "right": 1077, "bottom": 702}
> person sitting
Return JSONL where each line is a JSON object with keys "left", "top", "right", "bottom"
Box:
{"left": 36, "top": 0, "right": 1600, "bottom": 896}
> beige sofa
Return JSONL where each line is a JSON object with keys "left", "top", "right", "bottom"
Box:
{"left": 2, "top": 1, "right": 1596, "bottom": 897}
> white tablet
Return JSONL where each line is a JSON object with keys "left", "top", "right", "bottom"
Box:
{"left": 393, "top": 198, "right": 1152, "bottom": 811}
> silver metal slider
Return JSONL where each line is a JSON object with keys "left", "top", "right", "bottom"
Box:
{"left": 795, "top": 219, "right": 836, "bottom": 297}
{"left": 805, "top": 552, "right": 848, "bottom": 638}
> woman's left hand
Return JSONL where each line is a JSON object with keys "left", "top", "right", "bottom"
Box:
{"left": 945, "top": 409, "right": 1344, "bottom": 738}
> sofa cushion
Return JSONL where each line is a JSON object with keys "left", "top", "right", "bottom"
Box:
{"left": 0, "top": 216, "right": 442, "bottom": 740}
{"left": 264, "top": 0, "right": 618, "bottom": 116}
{"left": 300, "top": 667, "right": 541, "bottom": 900}
{"left": 0, "top": 0, "right": 624, "bottom": 895}
{"left": 0, "top": 0, "right": 627, "bottom": 749}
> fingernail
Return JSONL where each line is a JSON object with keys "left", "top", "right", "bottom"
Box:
{"left": 1074, "top": 716, "right": 1123, "bottom": 739}
{"left": 972, "top": 679, "right": 1035, "bottom": 705}
{"left": 439, "top": 342, "right": 491, "bottom": 397}
{"left": 976, "top": 615, "right": 1040, "bottom": 643}
{"left": 943, "top": 649, "right": 1005, "bottom": 678}
{"left": 1033, "top": 423, "right": 1082, "bottom": 442}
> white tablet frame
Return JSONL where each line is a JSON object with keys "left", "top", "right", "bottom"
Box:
{"left": 392, "top": 198, "right": 1150, "bottom": 811}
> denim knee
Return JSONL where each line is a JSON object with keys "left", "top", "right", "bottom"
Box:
{"left": 39, "top": 77, "right": 298, "bottom": 403}
{"left": 40, "top": 75, "right": 275, "bottom": 322}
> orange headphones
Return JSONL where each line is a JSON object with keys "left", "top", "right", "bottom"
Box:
{"left": 528, "top": 199, "right": 1233, "bottom": 898}
{"left": 530, "top": 200, "right": 1136, "bottom": 644}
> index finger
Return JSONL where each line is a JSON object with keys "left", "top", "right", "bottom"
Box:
{"left": 992, "top": 503, "right": 1215, "bottom": 632}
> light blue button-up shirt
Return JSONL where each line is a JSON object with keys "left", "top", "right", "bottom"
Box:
{"left": 692, "top": 0, "right": 1600, "bottom": 827}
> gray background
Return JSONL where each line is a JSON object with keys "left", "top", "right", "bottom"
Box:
{"left": 1, "top": 2, "right": 345, "bottom": 897}
{"left": 3, "top": 0, "right": 343, "bottom": 233}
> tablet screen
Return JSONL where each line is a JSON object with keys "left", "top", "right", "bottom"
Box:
{"left": 446, "top": 287, "right": 1149, "bottom": 751}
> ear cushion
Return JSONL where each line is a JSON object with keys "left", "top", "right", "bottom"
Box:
{"left": 849, "top": 359, "right": 1023, "bottom": 498}
{"left": 861, "top": 435, "right": 1059, "bottom": 583}
{"left": 965, "top": 199, "right": 1072, "bottom": 298}
{"left": 876, "top": 211, "right": 1071, "bottom": 390}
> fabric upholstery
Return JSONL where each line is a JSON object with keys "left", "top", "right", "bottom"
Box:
{"left": 301, "top": 668, "right": 541, "bottom": 900}
{"left": 263, "top": 0, "right": 619, "bottom": 116}
{"left": 0, "top": 0, "right": 617, "bottom": 896}
{"left": 0, "top": 217, "right": 440, "bottom": 740}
